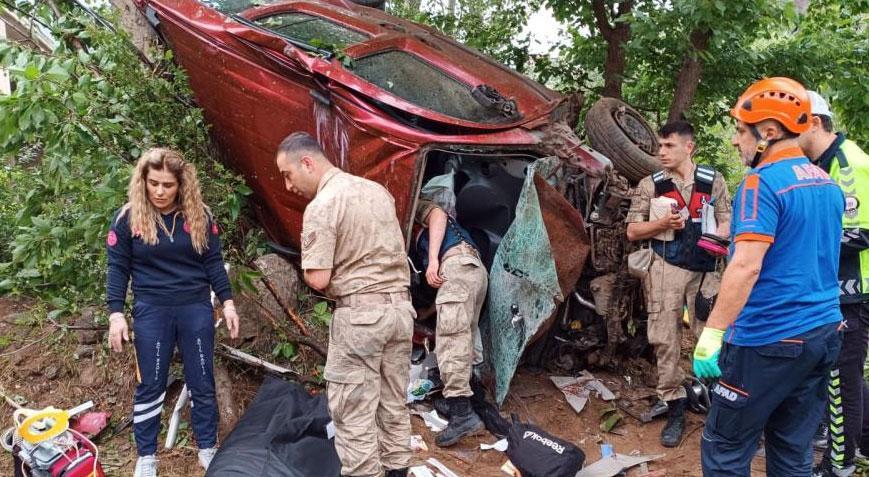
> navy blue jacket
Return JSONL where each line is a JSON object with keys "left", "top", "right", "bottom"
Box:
{"left": 106, "top": 208, "right": 232, "bottom": 313}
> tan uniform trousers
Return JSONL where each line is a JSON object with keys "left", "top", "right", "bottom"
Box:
{"left": 436, "top": 245, "right": 488, "bottom": 398}
{"left": 325, "top": 294, "right": 415, "bottom": 477}
{"left": 644, "top": 253, "right": 720, "bottom": 402}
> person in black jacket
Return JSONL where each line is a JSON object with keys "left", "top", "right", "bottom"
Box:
{"left": 106, "top": 148, "right": 239, "bottom": 477}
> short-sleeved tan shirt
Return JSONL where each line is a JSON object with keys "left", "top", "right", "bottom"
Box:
{"left": 626, "top": 165, "right": 731, "bottom": 225}
{"left": 414, "top": 199, "right": 440, "bottom": 226}
{"left": 301, "top": 168, "right": 410, "bottom": 298}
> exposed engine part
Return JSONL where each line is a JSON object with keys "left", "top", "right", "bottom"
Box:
{"left": 572, "top": 291, "right": 596, "bottom": 311}
{"left": 590, "top": 224, "right": 628, "bottom": 273}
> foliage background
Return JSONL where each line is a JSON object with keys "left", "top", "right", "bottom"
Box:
{"left": 0, "top": 0, "right": 866, "bottom": 312}
{"left": 390, "top": 0, "right": 867, "bottom": 188}
{"left": 0, "top": 7, "right": 253, "bottom": 314}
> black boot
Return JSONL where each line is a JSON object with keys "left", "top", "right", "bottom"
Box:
{"left": 435, "top": 397, "right": 484, "bottom": 447}
{"left": 660, "top": 398, "right": 686, "bottom": 448}
{"left": 433, "top": 396, "right": 452, "bottom": 418}
{"left": 385, "top": 469, "right": 408, "bottom": 477}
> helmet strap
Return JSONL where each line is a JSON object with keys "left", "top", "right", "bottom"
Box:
{"left": 749, "top": 124, "right": 780, "bottom": 168}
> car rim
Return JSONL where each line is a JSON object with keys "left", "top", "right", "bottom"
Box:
{"left": 613, "top": 108, "right": 657, "bottom": 155}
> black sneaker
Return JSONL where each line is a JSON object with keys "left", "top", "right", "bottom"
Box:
{"left": 814, "top": 423, "right": 829, "bottom": 450}
{"left": 385, "top": 469, "right": 408, "bottom": 477}
{"left": 660, "top": 398, "right": 686, "bottom": 448}
{"left": 812, "top": 462, "right": 856, "bottom": 477}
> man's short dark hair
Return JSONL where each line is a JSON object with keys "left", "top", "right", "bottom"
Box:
{"left": 277, "top": 132, "right": 325, "bottom": 159}
{"left": 658, "top": 120, "right": 695, "bottom": 140}
{"left": 817, "top": 115, "right": 834, "bottom": 133}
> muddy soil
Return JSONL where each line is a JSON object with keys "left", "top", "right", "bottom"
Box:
{"left": 0, "top": 297, "right": 820, "bottom": 476}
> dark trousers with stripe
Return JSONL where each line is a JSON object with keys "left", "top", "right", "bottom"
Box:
{"left": 824, "top": 302, "right": 869, "bottom": 470}
{"left": 701, "top": 323, "right": 842, "bottom": 476}
{"left": 132, "top": 300, "right": 217, "bottom": 456}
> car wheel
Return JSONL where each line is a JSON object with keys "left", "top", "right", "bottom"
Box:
{"left": 584, "top": 97, "right": 660, "bottom": 184}
{"left": 350, "top": 0, "right": 386, "bottom": 9}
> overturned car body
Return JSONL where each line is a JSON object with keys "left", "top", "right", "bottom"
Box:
{"left": 135, "top": 0, "right": 659, "bottom": 402}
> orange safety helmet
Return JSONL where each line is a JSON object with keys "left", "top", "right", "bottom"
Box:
{"left": 731, "top": 77, "right": 812, "bottom": 134}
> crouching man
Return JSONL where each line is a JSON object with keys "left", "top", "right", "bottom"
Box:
{"left": 412, "top": 198, "right": 488, "bottom": 447}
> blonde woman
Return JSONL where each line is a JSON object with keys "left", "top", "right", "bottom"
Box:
{"left": 105, "top": 148, "right": 239, "bottom": 477}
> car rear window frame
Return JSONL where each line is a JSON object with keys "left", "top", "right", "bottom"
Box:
{"left": 347, "top": 49, "right": 515, "bottom": 124}
{"left": 251, "top": 11, "right": 371, "bottom": 51}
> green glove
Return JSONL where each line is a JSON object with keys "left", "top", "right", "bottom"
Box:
{"left": 693, "top": 327, "right": 725, "bottom": 378}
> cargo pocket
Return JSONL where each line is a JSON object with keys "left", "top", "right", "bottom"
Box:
{"left": 436, "top": 289, "right": 470, "bottom": 336}
{"left": 324, "top": 366, "right": 365, "bottom": 423}
{"left": 707, "top": 380, "right": 750, "bottom": 441}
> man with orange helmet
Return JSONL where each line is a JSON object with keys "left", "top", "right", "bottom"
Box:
{"left": 692, "top": 77, "right": 845, "bottom": 474}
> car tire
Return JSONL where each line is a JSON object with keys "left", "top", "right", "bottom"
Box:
{"left": 584, "top": 97, "right": 660, "bottom": 184}
{"left": 350, "top": 0, "right": 386, "bottom": 9}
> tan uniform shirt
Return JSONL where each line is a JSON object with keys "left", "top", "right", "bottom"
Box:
{"left": 301, "top": 168, "right": 410, "bottom": 298}
{"left": 414, "top": 199, "right": 439, "bottom": 226}
{"left": 626, "top": 165, "right": 731, "bottom": 225}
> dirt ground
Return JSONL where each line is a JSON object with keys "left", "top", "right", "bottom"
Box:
{"left": 0, "top": 296, "right": 821, "bottom": 476}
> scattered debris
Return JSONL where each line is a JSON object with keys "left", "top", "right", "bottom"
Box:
{"left": 575, "top": 453, "right": 664, "bottom": 477}
{"left": 407, "top": 378, "right": 434, "bottom": 402}
{"left": 599, "top": 407, "right": 623, "bottom": 433}
{"left": 218, "top": 344, "right": 299, "bottom": 376}
{"left": 412, "top": 409, "right": 449, "bottom": 432}
{"left": 71, "top": 411, "right": 111, "bottom": 437}
{"left": 165, "top": 384, "right": 189, "bottom": 449}
{"left": 427, "top": 457, "right": 460, "bottom": 477}
{"left": 411, "top": 434, "right": 428, "bottom": 452}
{"left": 500, "top": 459, "right": 520, "bottom": 476}
{"left": 551, "top": 372, "right": 616, "bottom": 414}
{"left": 481, "top": 438, "right": 509, "bottom": 452}
{"left": 410, "top": 466, "right": 436, "bottom": 477}
{"left": 639, "top": 400, "right": 668, "bottom": 423}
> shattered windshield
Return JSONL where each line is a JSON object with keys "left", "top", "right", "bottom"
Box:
{"left": 348, "top": 51, "right": 517, "bottom": 124}
{"left": 254, "top": 13, "right": 369, "bottom": 49}
{"left": 200, "top": 0, "right": 283, "bottom": 15}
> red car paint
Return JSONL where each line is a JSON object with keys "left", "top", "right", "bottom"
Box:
{"left": 134, "top": 0, "right": 609, "bottom": 248}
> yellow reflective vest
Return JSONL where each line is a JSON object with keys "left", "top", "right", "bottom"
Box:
{"left": 818, "top": 134, "right": 869, "bottom": 303}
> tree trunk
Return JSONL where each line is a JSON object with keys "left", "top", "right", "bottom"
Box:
{"left": 108, "top": 0, "right": 159, "bottom": 63}
{"left": 667, "top": 28, "right": 711, "bottom": 123}
{"left": 602, "top": 27, "right": 629, "bottom": 99}
{"left": 591, "top": 0, "right": 634, "bottom": 100}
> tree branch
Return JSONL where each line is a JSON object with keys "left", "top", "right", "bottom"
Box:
{"left": 667, "top": 28, "right": 712, "bottom": 122}
{"left": 591, "top": 0, "right": 613, "bottom": 41}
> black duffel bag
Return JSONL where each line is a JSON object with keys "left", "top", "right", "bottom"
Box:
{"left": 505, "top": 414, "right": 585, "bottom": 477}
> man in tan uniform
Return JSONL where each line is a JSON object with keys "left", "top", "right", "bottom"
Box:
{"left": 412, "top": 198, "right": 488, "bottom": 447}
{"left": 626, "top": 120, "right": 731, "bottom": 448}
{"left": 275, "top": 132, "right": 414, "bottom": 477}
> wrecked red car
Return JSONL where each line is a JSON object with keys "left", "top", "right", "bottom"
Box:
{"left": 135, "top": 0, "right": 661, "bottom": 402}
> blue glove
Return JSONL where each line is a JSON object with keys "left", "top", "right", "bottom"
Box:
{"left": 693, "top": 327, "right": 725, "bottom": 378}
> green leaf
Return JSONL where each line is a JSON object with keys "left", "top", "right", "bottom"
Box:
{"left": 280, "top": 342, "right": 297, "bottom": 359}
{"left": 71, "top": 92, "right": 88, "bottom": 106}
{"left": 44, "top": 64, "right": 70, "bottom": 82}
{"left": 23, "top": 64, "right": 39, "bottom": 80}
{"left": 16, "top": 268, "right": 40, "bottom": 278}
{"left": 47, "top": 309, "right": 66, "bottom": 321}
{"left": 313, "top": 301, "right": 328, "bottom": 315}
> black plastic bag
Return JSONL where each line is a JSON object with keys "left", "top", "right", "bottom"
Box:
{"left": 206, "top": 377, "right": 341, "bottom": 477}
{"left": 505, "top": 414, "right": 585, "bottom": 477}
